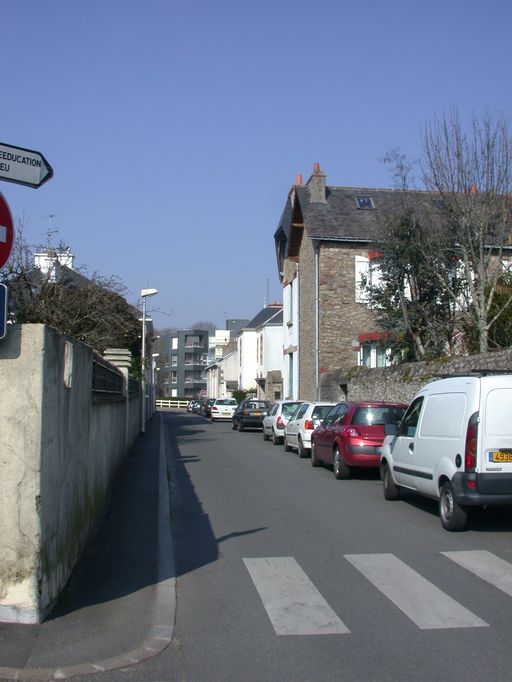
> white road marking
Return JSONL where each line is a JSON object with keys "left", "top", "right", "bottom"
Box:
{"left": 243, "top": 557, "right": 349, "bottom": 636}
{"left": 345, "top": 553, "right": 488, "bottom": 630}
{"left": 443, "top": 550, "right": 512, "bottom": 597}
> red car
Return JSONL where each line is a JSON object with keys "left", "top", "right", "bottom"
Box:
{"left": 310, "top": 401, "right": 407, "bottom": 479}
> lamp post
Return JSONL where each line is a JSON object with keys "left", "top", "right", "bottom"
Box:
{"left": 140, "top": 287, "right": 158, "bottom": 433}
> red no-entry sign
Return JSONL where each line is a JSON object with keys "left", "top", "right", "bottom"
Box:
{"left": 0, "top": 193, "right": 14, "bottom": 269}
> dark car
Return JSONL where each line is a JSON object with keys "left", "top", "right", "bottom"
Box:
{"left": 311, "top": 401, "right": 407, "bottom": 479}
{"left": 232, "top": 399, "right": 271, "bottom": 432}
{"left": 201, "top": 398, "right": 216, "bottom": 418}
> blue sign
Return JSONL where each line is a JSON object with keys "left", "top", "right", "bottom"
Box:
{"left": 0, "top": 284, "right": 7, "bottom": 339}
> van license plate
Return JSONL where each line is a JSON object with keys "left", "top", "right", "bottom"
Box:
{"left": 489, "top": 451, "right": 512, "bottom": 463}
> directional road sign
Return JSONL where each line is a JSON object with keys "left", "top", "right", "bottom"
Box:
{"left": 0, "top": 194, "right": 14, "bottom": 269}
{"left": 0, "top": 142, "right": 53, "bottom": 188}
{"left": 0, "top": 284, "right": 7, "bottom": 340}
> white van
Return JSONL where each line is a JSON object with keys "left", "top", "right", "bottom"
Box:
{"left": 380, "top": 374, "right": 512, "bottom": 531}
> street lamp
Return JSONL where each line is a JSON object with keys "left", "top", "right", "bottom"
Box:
{"left": 141, "top": 287, "right": 158, "bottom": 433}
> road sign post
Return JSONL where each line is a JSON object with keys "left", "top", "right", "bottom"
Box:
{"left": 0, "top": 142, "right": 53, "bottom": 188}
{"left": 0, "top": 284, "right": 7, "bottom": 340}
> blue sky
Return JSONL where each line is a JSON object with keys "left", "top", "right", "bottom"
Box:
{"left": 2, "top": 0, "right": 511, "bottom": 330}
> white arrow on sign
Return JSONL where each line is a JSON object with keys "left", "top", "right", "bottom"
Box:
{"left": 0, "top": 142, "right": 53, "bottom": 188}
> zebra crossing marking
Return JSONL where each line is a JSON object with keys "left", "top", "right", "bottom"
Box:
{"left": 345, "top": 553, "right": 488, "bottom": 630}
{"left": 443, "top": 550, "right": 512, "bottom": 597}
{"left": 243, "top": 557, "right": 349, "bottom": 635}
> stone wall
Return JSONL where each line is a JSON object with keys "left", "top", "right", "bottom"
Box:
{"left": 0, "top": 324, "right": 141, "bottom": 623}
{"left": 320, "top": 348, "right": 512, "bottom": 404}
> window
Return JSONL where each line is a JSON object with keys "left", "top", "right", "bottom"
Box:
{"left": 171, "top": 355, "right": 178, "bottom": 366}
{"left": 171, "top": 371, "right": 177, "bottom": 383}
{"left": 360, "top": 342, "right": 389, "bottom": 368}
{"left": 172, "top": 337, "right": 178, "bottom": 350}
{"left": 355, "top": 195, "right": 375, "bottom": 210}
{"left": 355, "top": 255, "right": 383, "bottom": 303}
{"left": 295, "top": 403, "right": 309, "bottom": 420}
{"left": 397, "top": 398, "right": 424, "bottom": 438}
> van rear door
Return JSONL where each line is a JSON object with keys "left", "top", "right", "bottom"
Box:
{"left": 480, "top": 378, "right": 512, "bottom": 476}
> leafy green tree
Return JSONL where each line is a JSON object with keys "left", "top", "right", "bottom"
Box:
{"left": 364, "top": 210, "right": 460, "bottom": 361}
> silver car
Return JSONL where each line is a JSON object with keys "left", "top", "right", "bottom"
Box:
{"left": 262, "top": 400, "right": 304, "bottom": 445}
{"left": 284, "top": 401, "right": 336, "bottom": 457}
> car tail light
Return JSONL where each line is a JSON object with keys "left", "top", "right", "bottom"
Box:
{"left": 304, "top": 419, "right": 315, "bottom": 430}
{"left": 212, "top": 406, "right": 218, "bottom": 413}
{"left": 343, "top": 427, "right": 362, "bottom": 439}
{"left": 465, "top": 411, "right": 478, "bottom": 472}
{"left": 276, "top": 415, "right": 285, "bottom": 429}
{"left": 243, "top": 410, "right": 250, "bottom": 416}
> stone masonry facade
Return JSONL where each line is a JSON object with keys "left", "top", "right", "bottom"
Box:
{"left": 320, "top": 348, "right": 512, "bottom": 404}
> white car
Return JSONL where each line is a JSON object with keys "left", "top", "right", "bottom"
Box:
{"left": 284, "top": 401, "right": 336, "bottom": 457}
{"left": 210, "top": 398, "right": 238, "bottom": 422}
{"left": 262, "top": 400, "right": 304, "bottom": 445}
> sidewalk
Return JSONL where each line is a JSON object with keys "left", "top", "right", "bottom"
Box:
{"left": 0, "top": 413, "right": 175, "bottom": 681}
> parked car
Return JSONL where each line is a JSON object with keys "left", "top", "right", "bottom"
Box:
{"left": 201, "top": 398, "right": 216, "bottom": 418}
{"left": 187, "top": 401, "right": 195, "bottom": 413}
{"left": 262, "top": 400, "right": 304, "bottom": 445}
{"left": 232, "top": 399, "right": 271, "bottom": 432}
{"left": 311, "top": 401, "right": 407, "bottom": 479}
{"left": 191, "top": 400, "right": 202, "bottom": 414}
{"left": 381, "top": 374, "right": 512, "bottom": 531}
{"left": 284, "top": 401, "right": 336, "bottom": 457}
{"left": 210, "top": 398, "right": 238, "bottom": 422}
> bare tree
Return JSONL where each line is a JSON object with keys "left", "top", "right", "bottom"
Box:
{"left": 420, "top": 109, "right": 512, "bottom": 352}
{"left": 2, "top": 224, "right": 140, "bottom": 355}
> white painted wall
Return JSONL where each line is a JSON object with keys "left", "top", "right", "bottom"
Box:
{"left": 0, "top": 324, "right": 140, "bottom": 623}
{"left": 282, "top": 277, "right": 299, "bottom": 399}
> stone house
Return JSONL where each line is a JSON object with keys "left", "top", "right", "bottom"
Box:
{"left": 274, "top": 163, "right": 420, "bottom": 401}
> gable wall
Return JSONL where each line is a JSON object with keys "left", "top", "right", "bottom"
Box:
{"left": 319, "top": 243, "right": 381, "bottom": 381}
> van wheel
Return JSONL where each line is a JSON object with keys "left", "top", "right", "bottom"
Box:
{"left": 439, "top": 481, "right": 468, "bottom": 531}
{"left": 383, "top": 462, "right": 400, "bottom": 500}
{"left": 333, "top": 448, "right": 350, "bottom": 479}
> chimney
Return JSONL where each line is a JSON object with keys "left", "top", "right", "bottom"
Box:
{"left": 307, "top": 162, "right": 327, "bottom": 203}
{"left": 295, "top": 173, "right": 302, "bottom": 185}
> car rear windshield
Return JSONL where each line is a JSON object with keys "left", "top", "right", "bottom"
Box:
{"left": 282, "top": 402, "right": 303, "bottom": 417}
{"left": 246, "top": 401, "right": 269, "bottom": 409}
{"left": 353, "top": 406, "right": 405, "bottom": 426}
{"left": 216, "top": 399, "right": 237, "bottom": 405}
{"left": 312, "top": 405, "right": 335, "bottom": 420}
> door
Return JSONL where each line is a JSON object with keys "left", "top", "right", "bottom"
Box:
{"left": 387, "top": 397, "right": 424, "bottom": 490}
{"left": 315, "top": 403, "right": 347, "bottom": 464}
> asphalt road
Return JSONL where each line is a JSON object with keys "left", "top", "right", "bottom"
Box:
{"left": 77, "top": 410, "right": 512, "bottom": 682}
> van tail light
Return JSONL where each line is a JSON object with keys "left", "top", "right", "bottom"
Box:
{"left": 464, "top": 411, "right": 479, "bottom": 472}
{"left": 304, "top": 419, "right": 315, "bottom": 430}
{"left": 276, "top": 415, "right": 285, "bottom": 429}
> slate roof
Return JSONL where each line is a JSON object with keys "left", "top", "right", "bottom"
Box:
{"left": 243, "top": 305, "right": 283, "bottom": 331}
{"left": 293, "top": 185, "right": 432, "bottom": 243}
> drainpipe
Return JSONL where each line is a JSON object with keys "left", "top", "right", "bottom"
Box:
{"left": 314, "top": 241, "right": 320, "bottom": 400}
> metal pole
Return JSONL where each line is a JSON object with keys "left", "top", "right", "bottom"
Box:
{"left": 141, "top": 296, "right": 147, "bottom": 433}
